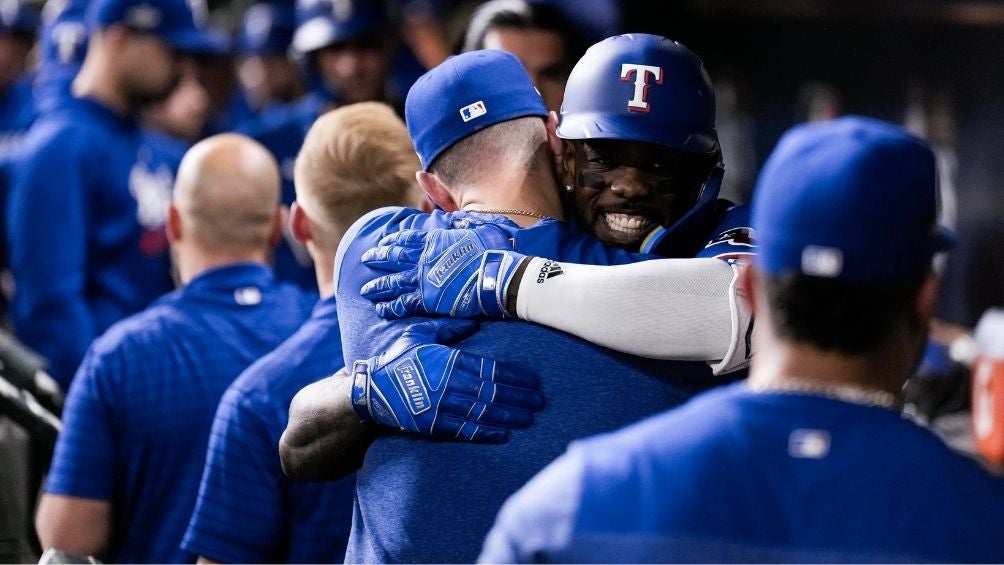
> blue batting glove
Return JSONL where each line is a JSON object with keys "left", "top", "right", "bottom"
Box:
{"left": 350, "top": 319, "right": 545, "bottom": 443}
{"left": 360, "top": 225, "right": 530, "bottom": 320}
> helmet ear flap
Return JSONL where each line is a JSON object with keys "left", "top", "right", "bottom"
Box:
{"left": 641, "top": 164, "right": 726, "bottom": 258}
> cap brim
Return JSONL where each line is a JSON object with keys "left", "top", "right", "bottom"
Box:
{"left": 292, "top": 17, "right": 382, "bottom": 54}
{"left": 164, "top": 28, "right": 231, "bottom": 55}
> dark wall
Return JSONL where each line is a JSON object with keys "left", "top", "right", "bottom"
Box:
{"left": 621, "top": 3, "right": 1004, "bottom": 326}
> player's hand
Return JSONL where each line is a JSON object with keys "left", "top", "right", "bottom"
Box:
{"left": 360, "top": 225, "right": 531, "bottom": 320}
{"left": 350, "top": 319, "right": 545, "bottom": 443}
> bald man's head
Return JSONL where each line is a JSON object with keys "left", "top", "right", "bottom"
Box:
{"left": 173, "top": 133, "right": 281, "bottom": 254}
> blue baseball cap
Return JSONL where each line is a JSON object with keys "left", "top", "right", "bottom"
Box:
{"left": 406, "top": 49, "right": 548, "bottom": 170}
{"left": 292, "top": 0, "right": 388, "bottom": 54}
{"left": 752, "top": 115, "right": 955, "bottom": 284}
{"left": 0, "top": 0, "right": 40, "bottom": 34}
{"left": 85, "top": 0, "right": 205, "bottom": 51}
{"left": 239, "top": 2, "right": 295, "bottom": 56}
{"left": 179, "top": 25, "right": 232, "bottom": 56}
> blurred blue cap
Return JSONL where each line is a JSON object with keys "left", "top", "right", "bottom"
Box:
{"left": 752, "top": 115, "right": 956, "bottom": 284}
{"left": 85, "top": 0, "right": 206, "bottom": 51}
{"left": 180, "top": 25, "right": 232, "bottom": 55}
{"left": 406, "top": 49, "right": 548, "bottom": 171}
{"left": 239, "top": 2, "right": 295, "bottom": 56}
{"left": 0, "top": 0, "right": 40, "bottom": 34}
{"left": 292, "top": 0, "right": 388, "bottom": 54}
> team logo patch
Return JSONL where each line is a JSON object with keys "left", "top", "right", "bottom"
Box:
{"left": 705, "top": 227, "right": 756, "bottom": 249}
{"left": 394, "top": 358, "right": 430, "bottom": 415}
{"left": 801, "top": 245, "right": 843, "bottom": 278}
{"left": 124, "top": 5, "right": 163, "bottom": 30}
{"left": 789, "top": 429, "right": 830, "bottom": 459}
{"left": 620, "top": 63, "right": 663, "bottom": 112}
{"left": 460, "top": 101, "right": 487, "bottom": 122}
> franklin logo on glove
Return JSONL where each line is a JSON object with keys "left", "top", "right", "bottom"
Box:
{"left": 394, "top": 358, "right": 431, "bottom": 415}
{"left": 429, "top": 236, "right": 481, "bottom": 288}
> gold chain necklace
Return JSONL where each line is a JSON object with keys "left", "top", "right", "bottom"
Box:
{"left": 464, "top": 208, "right": 551, "bottom": 220}
{"left": 747, "top": 378, "right": 901, "bottom": 410}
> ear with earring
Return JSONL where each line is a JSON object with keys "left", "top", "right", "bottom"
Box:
{"left": 564, "top": 184, "right": 574, "bottom": 193}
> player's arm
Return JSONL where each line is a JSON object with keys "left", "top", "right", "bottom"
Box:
{"left": 281, "top": 319, "right": 546, "bottom": 480}
{"left": 35, "top": 495, "right": 111, "bottom": 559}
{"left": 280, "top": 368, "right": 374, "bottom": 481}
{"left": 361, "top": 225, "right": 753, "bottom": 374}
{"left": 35, "top": 345, "right": 122, "bottom": 561}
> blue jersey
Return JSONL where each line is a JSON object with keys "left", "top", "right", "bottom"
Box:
{"left": 181, "top": 295, "right": 355, "bottom": 563}
{"left": 237, "top": 94, "right": 328, "bottom": 293}
{"left": 480, "top": 381, "right": 1004, "bottom": 563}
{"left": 335, "top": 207, "right": 724, "bottom": 563}
{"left": 44, "top": 264, "right": 314, "bottom": 563}
{"left": 0, "top": 78, "right": 36, "bottom": 155}
{"left": 5, "top": 96, "right": 176, "bottom": 388}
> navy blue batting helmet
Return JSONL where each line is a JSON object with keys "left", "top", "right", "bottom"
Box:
{"left": 239, "top": 2, "right": 295, "bottom": 56}
{"left": 556, "top": 33, "right": 720, "bottom": 160}
{"left": 0, "top": 0, "right": 40, "bottom": 34}
{"left": 291, "top": 0, "right": 388, "bottom": 55}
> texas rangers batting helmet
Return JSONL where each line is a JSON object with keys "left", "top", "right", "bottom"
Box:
{"left": 556, "top": 33, "right": 720, "bottom": 160}
{"left": 558, "top": 33, "right": 726, "bottom": 257}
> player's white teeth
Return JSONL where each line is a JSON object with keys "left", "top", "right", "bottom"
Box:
{"left": 603, "top": 213, "right": 654, "bottom": 235}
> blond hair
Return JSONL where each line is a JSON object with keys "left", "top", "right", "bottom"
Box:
{"left": 294, "top": 102, "right": 424, "bottom": 248}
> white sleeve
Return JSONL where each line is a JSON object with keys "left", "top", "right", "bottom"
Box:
{"left": 513, "top": 257, "right": 752, "bottom": 375}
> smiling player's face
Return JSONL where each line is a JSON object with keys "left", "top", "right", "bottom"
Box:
{"left": 566, "top": 139, "right": 714, "bottom": 249}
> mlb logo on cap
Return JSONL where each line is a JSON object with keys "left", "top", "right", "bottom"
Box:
{"left": 460, "top": 101, "right": 487, "bottom": 123}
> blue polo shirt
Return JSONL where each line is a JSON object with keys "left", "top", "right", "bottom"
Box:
{"left": 181, "top": 295, "right": 355, "bottom": 563}
{"left": 335, "top": 207, "right": 730, "bottom": 563}
{"left": 6, "top": 96, "right": 175, "bottom": 388}
{"left": 44, "top": 263, "right": 314, "bottom": 563}
{"left": 480, "top": 381, "right": 1004, "bottom": 563}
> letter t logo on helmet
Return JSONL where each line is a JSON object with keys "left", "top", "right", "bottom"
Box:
{"left": 621, "top": 64, "right": 663, "bottom": 112}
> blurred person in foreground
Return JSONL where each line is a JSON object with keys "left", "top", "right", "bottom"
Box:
{"left": 478, "top": 116, "right": 1004, "bottom": 564}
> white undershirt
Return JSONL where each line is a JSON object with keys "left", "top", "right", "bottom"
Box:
{"left": 513, "top": 257, "right": 752, "bottom": 375}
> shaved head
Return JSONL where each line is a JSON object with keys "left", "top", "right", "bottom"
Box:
{"left": 173, "top": 133, "right": 281, "bottom": 253}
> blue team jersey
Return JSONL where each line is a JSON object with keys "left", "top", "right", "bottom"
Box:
{"left": 181, "top": 295, "right": 355, "bottom": 563}
{"left": 6, "top": 96, "right": 176, "bottom": 387}
{"left": 0, "top": 78, "right": 36, "bottom": 155}
{"left": 480, "top": 381, "right": 1004, "bottom": 563}
{"left": 335, "top": 207, "right": 729, "bottom": 563}
{"left": 237, "top": 94, "right": 328, "bottom": 293}
{"left": 44, "top": 264, "right": 314, "bottom": 563}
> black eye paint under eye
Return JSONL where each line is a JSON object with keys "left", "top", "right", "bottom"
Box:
{"left": 578, "top": 171, "right": 606, "bottom": 190}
